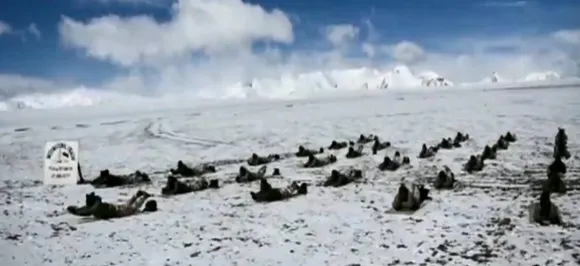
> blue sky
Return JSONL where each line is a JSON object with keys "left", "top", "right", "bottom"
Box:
{"left": 0, "top": 0, "right": 579, "bottom": 96}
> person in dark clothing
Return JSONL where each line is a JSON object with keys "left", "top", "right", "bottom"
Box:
{"left": 250, "top": 178, "right": 308, "bottom": 202}
{"left": 67, "top": 190, "right": 157, "bottom": 219}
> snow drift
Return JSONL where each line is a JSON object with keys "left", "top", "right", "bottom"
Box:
{"left": 0, "top": 65, "right": 576, "bottom": 111}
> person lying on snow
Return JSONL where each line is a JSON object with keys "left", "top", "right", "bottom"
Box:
{"left": 328, "top": 140, "right": 352, "bottom": 150}
{"left": 247, "top": 153, "right": 281, "bottom": 166}
{"left": 378, "top": 151, "right": 411, "bottom": 171}
{"left": 235, "top": 165, "right": 281, "bottom": 183}
{"left": 391, "top": 183, "right": 432, "bottom": 212}
{"left": 161, "top": 175, "right": 219, "bottom": 196}
{"left": 554, "top": 128, "right": 571, "bottom": 160}
{"left": 495, "top": 135, "right": 510, "bottom": 150}
{"left": 80, "top": 169, "right": 151, "bottom": 188}
{"left": 372, "top": 136, "right": 391, "bottom": 155}
{"left": 529, "top": 191, "right": 562, "bottom": 226}
{"left": 170, "top": 160, "right": 216, "bottom": 177}
{"left": 504, "top": 131, "right": 517, "bottom": 142}
{"left": 357, "top": 134, "right": 375, "bottom": 144}
{"left": 345, "top": 145, "right": 365, "bottom": 158}
{"left": 481, "top": 145, "right": 498, "bottom": 161}
{"left": 67, "top": 190, "right": 157, "bottom": 219}
{"left": 438, "top": 137, "right": 461, "bottom": 149}
{"left": 323, "top": 169, "right": 363, "bottom": 187}
{"left": 303, "top": 154, "right": 337, "bottom": 168}
{"left": 433, "top": 166, "right": 455, "bottom": 190}
{"left": 295, "top": 145, "right": 324, "bottom": 157}
{"left": 250, "top": 178, "right": 308, "bottom": 202}
{"left": 454, "top": 132, "right": 469, "bottom": 143}
{"left": 418, "top": 143, "right": 438, "bottom": 159}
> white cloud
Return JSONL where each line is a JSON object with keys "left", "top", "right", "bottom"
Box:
{"left": 324, "top": 24, "right": 359, "bottom": 47}
{"left": 27, "top": 23, "right": 41, "bottom": 40}
{"left": 0, "top": 0, "right": 563, "bottom": 100}
{"left": 482, "top": 1, "right": 527, "bottom": 7}
{"left": 0, "top": 20, "right": 12, "bottom": 36}
{"left": 0, "top": 21, "right": 42, "bottom": 41}
{"left": 77, "top": 0, "right": 172, "bottom": 6}
{"left": 361, "top": 42, "right": 375, "bottom": 57}
{"left": 387, "top": 41, "right": 426, "bottom": 65}
{"left": 405, "top": 33, "right": 580, "bottom": 82}
{"left": 59, "top": 0, "right": 294, "bottom": 67}
{"left": 0, "top": 74, "right": 61, "bottom": 99}
{"left": 552, "top": 29, "right": 580, "bottom": 45}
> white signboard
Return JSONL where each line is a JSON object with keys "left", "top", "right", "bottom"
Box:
{"left": 43, "top": 141, "right": 80, "bottom": 185}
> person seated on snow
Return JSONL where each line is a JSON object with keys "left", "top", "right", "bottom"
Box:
{"left": 504, "top": 131, "right": 517, "bottom": 143}
{"left": 250, "top": 178, "right": 308, "bottom": 202}
{"left": 554, "top": 128, "right": 571, "bottom": 160}
{"left": 394, "top": 151, "right": 411, "bottom": 165}
{"left": 372, "top": 136, "right": 391, "bottom": 155}
{"left": 346, "top": 145, "right": 364, "bottom": 158}
{"left": 235, "top": 165, "right": 281, "bottom": 183}
{"left": 67, "top": 190, "right": 157, "bottom": 219}
{"left": 90, "top": 169, "right": 151, "bottom": 188}
{"left": 452, "top": 137, "right": 462, "bottom": 148}
{"left": 323, "top": 169, "right": 363, "bottom": 187}
{"left": 548, "top": 156, "right": 567, "bottom": 176}
{"left": 328, "top": 140, "right": 349, "bottom": 150}
{"left": 170, "top": 160, "right": 217, "bottom": 177}
{"left": 247, "top": 153, "right": 281, "bottom": 166}
{"left": 481, "top": 145, "right": 498, "bottom": 161}
{"left": 433, "top": 166, "right": 455, "bottom": 190}
{"left": 543, "top": 157, "right": 567, "bottom": 194}
{"left": 295, "top": 145, "right": 324, "bottom": 157}
{"left": 419, "top": 143, "right": 438, "bottom": 159}
{"left": 454, "top": 132, "right": 470, "bottom": 143}
{"left": 495, "top": 135, "right": 510, "bottom": 150}
{"left": 303, "top": 154, "right": 337, "bottom": 168}
{"left": 464, "top": 155, "right": 484, "bottom": 173}
{"left": 357, "top": 134, "right": 375, "bottom": 144}
{"left": 438, "top": 138, "right": 454, "bottom": 150}
{"left": 378, "top": 156, "right": 398, "bottom": 171}
{"left": 543, "top": 171, "right": 566, "bottom": 195}
{"left": 529, "top": 191, "right": 562, "bottom": 226}
{"left": 391, "top": 183, "right": 432, "bottom": 212}
{"left": 161, "top": 175, "right": 219, "bottom": 196}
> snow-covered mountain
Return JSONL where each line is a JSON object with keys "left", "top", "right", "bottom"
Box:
{"left": 468, "top": 70, "right": 565, "bottom": 85}
{"left": 0, "top": 66, "right": 576, "bottom": 111}
{"left": 0, "top": 87, "right": 151, "bottom": 111}
{"left": 523, "top": 71, "right": 560, "bottom": 82}
{"left": 222, "top": 66, "right": 453, "bottom": 98}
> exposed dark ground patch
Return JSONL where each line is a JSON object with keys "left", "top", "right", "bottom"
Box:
{"left": 100, "top": 120, "right": 129, "bottom": 126}
{"left": 13, "top": 127, "right": 31, "bottom": 132}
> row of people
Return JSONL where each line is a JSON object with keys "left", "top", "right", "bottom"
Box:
{"left": 68, "top": 129, "right": 570, "bottom": 223}
{"left": 418, "top": 132, "right": 470, "bottom": 159}
{"left": 66, "top": 131, "right": 472, "bottom": 219}
{"left": 530, "top": 128, "right": 572, "bottom": 226}
{"left": 76, "top": 130, "right": 471, "bottom": 188}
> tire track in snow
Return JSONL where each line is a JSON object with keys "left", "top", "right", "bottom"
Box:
{"left": 144, "top": 119, "right": 234, "bottom": 147}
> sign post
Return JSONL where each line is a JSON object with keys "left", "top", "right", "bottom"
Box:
{"left": 43, "top": 140, "right": 80, "bottom": 185}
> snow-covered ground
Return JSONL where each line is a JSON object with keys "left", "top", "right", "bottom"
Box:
{"left": 1, "top": 85, "right": 580, "bottom": 266}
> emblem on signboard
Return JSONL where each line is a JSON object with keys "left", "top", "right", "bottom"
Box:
{"left": 46, "top": 142, "right": 77, "bottom": 164}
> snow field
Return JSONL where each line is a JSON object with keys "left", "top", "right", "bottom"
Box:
{"left": 1, "top": 86, "right": 580, "bottom": 266}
